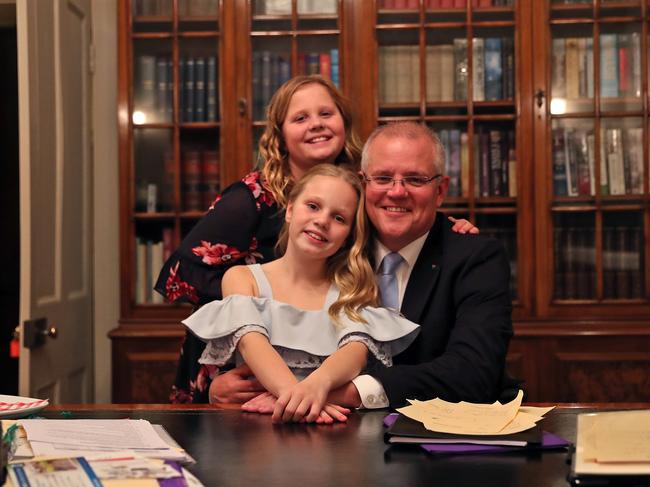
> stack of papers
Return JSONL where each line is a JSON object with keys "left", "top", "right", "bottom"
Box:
{"left": 3, "top": 419, "right": 201, "bottom": 487}
{"left": 571, "top": 410, "right": 650, "bottom": 482}
{"left": 18, "top": 419, "right": 192, "bottom": 463}
{"left": 386, "top": 390, "right": 563, "bottom": 450}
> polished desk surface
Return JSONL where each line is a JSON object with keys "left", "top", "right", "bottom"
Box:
{"left": 43, "top": 403, "right": 649, "bottom": 487}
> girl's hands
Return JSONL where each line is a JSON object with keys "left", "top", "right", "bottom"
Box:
{"left": 272, "top": 375, "right": 330, "bottom": 423}
{"left": 243, "top": 391, "right": 350, "bottom": 423}
{"left": 448, "top": 216, "right": 479, "bottom": 234}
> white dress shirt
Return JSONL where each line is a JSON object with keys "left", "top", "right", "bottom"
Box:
{"left": 351, "top": 232, "right": 430, "bottom": 408}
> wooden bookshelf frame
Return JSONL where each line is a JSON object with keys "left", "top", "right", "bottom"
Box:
{"left": 112, "top": 0, "right": 650, "bottom": 403}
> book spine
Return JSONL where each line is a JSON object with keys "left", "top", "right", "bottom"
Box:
{"left": 479, "top": 129, "right": 490, "bottom": 197}
{"left": 182, "top": 150, "right": 202, "bottom": 211}
{"left": 194, "top": 57, "right": 206, "bottom": 122}
{"left": 206, "top": 56, "right": 217, "bottom": 122}
{"left": 137, "top": 55, "right": 157, "bottom": 117}
{"left": 330, "top": 48, "right": 340, "bottom": 87}
{"left": 507, "top": 130, "right": 517, "bottom": 197}
{"left": 484, "top": 38, "right": 502, "bottom": 101}
{"left": 202, "top": 149, "right": 220, "bottom": 209}
{"left": 151, "top": 241, "right": 164, "bottom": 304}
{"left": 600, "top": 34, "right": 619, "bottom": 98}
{"left": 460, "top": 132, "right": 470, "bottom": 197}
{"left": 472, "top": 38, "right": 485, "bottom": 101}
{"left": 552, "top": 128, "right": 568, "bottom": 196}
{"left": 454, "top": 38, "right": 468, "bottom": 101}
{"left": 565, "top": 38, "right": 580, "bottom": 99}
{"left": 502, "top": 37, "right": 514, "bottom": 100}
{"left": 551, "top": 38, "right": 566, "bottom": 98}
{"left": 184, "top": 57, "right": 195, "bottom": 122}
{"left": 602, "top": 226, "right": 616, "bottom": 298}
{"left": 489, "top": 129, "right": 502, "bottom": 196}
{"left": 440, "top": 44, "right": 455, "bottom": 101}
{"left": 449, "top": 130, "right": 461, "bottom": 196}
{"left": 179, "top": 57, "right": 186, "bottom": 122}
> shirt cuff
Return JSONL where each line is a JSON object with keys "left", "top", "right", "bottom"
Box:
{"left": 351, "top": 374, "right": 389, "bottom": 409}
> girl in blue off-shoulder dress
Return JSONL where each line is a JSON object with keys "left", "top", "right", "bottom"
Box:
{"left": 182, "top": 164, "right": 419, "bottom": 424}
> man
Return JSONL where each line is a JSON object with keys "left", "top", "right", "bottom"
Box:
{"left": 211, "top": 122, "right": 514, "bottom": 413}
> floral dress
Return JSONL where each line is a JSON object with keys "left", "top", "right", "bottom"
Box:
{"left": 154, "top": 171, "right": 283, "bottom": 403}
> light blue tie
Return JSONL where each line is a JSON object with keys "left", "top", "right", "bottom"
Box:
{"left": 378, "top": 252, "right": 404, "bottom": 311}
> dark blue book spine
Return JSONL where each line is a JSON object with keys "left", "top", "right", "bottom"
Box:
{"left": 330, "top": 48, "right": 340, "bottom": 87}
{"left": 179, "top": 57, "right": 185, "bottom": 122}
{"left": 166, "top": 58, "right": 173, "bottom": 121}
{"left": 194, "top": 57, "right": 206, "bottom": 122}
{"left": 484, "top": 38, "right": 503, "bottom": 101}
{"left": 185, "top": 57, "right": 195, "bottom": 122}
{"left": 261, "top": 51, "right": 272, "bottom": 112}
{"left": 156, "top": 57, "right": 168, "bottom": 122}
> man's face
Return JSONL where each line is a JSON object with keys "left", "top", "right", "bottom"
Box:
{"left": 364, "top": 134, "right": 449, "bottom": 251}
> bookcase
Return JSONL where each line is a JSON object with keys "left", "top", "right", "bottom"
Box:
{"left": 111, "top": 0, "right": 650, "bottom": 403}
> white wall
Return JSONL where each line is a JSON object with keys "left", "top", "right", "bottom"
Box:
{"left": 91, "top": 0, "right": 118, "bottom": 403}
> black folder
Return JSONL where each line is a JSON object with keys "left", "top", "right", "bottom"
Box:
{"left": 384, "top": 414, "right": 543, "bottom": 447}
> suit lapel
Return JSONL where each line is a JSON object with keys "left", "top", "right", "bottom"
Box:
{"left": 401, "top": 214, "right": 444, "bottom": 323}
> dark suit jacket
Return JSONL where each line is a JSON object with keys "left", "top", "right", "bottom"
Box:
{"left": 367, "top": 212, "right": 513, "bottom": 407}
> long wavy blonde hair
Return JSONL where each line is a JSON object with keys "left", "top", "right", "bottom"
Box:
{"left": 260, "top": 75, "right": 362, "bottom": 208}
{"left": 276, "top": 165, "right": 378, "bottom": 324}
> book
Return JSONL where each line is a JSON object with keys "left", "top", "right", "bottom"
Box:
{"left": 330, "top": 48, "right": 340, "bottom": 87}
{"left": 453, "top": 38, "right": 468, "bottom": 101}
{"left": 460, "top": 132, "right": 470, "bottom": 197}
{"left": 426, "top": 45, "right": 441, "bottom": 101}
{"left": 484, "top": 38, "right": 502, "bottom": 101}
{"left": 552, "top": 128, "right": 568, "bottom": 196}
{"left": 206, "top": 56, "right": 217, "bottom": 122}
{"left": 184, "top": 57, "right": 195, "bottom": 122}
{"left": 551, "top": 38, "right": 566, "bottom": 98}
{"left": 385, "top": 414, "right": 543, "bottom": 447}
{"left": 600, "top": 33, "right": 619, "bottom": 98}
{"left": 136, "top": 55, "right": 156, "bottom": 118}
{"left": 440, "top": 44, "right": 455, "bottom": 101}
{"left": 194, "top": 57, "right": 206, "bottom": 122}
{"left": 472, "top": 38, "right": 485, "bottom": 101}
{"left": 182, "top": 150, "right": 202, "bottom": 211}
{"left": 202, "top": 149, "right": 220, "bottom": 208}
{"left": 565, "top": 38, "right": 580, "bottom": 99}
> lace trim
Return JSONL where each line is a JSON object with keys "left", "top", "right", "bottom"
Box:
{"left": 199, "top": 325, "right": 268, "bottom": 366}
{"left": 339, "top": 332, "right": 393, "bottom": 366}
{"left": 198, "top": 328, "right": 392, "bottom": 369}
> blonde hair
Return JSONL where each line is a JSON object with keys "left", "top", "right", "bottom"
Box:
{"left": 276, "top": 165, "right": 378, "bottom": 324}
{"left": 260, "top": 75, "right": 363, "bottom": 208}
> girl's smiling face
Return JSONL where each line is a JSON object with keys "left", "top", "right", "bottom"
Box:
{"left": 285, "top": 175, "right": 358, "bottom": 260}
{"left": 282, "top": 83, "right": 346, "bottom": 179}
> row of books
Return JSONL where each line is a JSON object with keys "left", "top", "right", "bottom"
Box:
{"left": 477, "top": 226, "right": 518, "bottom": 298}
{"left": 135, "top": 231, "right": 174, "bottom": 304}
{"left": 552, "top": 127, "right": 644, "bottom": 197}
{"left": 133, "top": 0, "right": 218, "bottom": 17}
{"left": 379, "top": 0, "right": 513, "bottom": 8}
{"left": 553, "top": 226, "right": 643, "bottom": 300}
{"left": 474, "top": 128, "right": 517, "bottom": 198}
{"left": 182, "top": 149, "right": 221, "bottom": 211}
{"left": 252, "top": 49, "right": 339, "bottom": 120}
{"left": 552, "top": 33, "right": 641, "bottom": 100}
{"left": 254, "top": 0, "right": 337, "bottom": 15}
{"left": 135, "top": 55, "right": 218, "bottom": 124}
{"left": 378, "top": 38, "right": 513, "bottom": 104}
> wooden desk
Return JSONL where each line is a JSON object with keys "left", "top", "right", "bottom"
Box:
{"left": 41, "top": 404, "right": 648, "bottom": 487}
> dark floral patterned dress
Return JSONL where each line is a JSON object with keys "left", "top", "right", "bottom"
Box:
{"left": 154, "top": 171, "right": 283, "bottom": 403}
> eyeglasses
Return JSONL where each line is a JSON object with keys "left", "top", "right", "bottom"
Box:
{"left": 363, "top": 174, "right": 442, "bottom": 189}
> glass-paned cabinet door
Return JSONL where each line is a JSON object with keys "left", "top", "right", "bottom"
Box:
{"left": 128, "top": 0, "right": 222, "bottom": 309}
{"left": 250, "top": 0, "right": 341, "bottom": 164}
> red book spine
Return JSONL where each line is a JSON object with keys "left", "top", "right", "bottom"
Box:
{"left": 319, "top": 53, "right": 331, "bottom": 79}
{"left": 182, "top": 150, "right": 202, "bottom": 211}
{"left": 201, "top": 150, "right": 221, "bottom": 209}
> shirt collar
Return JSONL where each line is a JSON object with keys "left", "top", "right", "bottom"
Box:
{"left": 373, "top": 231, "right": 430, "bottom": 272}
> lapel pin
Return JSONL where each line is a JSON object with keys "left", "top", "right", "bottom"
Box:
{"left": 431, "top": 264, "right": 438, "bottom": 269}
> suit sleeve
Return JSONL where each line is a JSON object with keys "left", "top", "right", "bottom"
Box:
{"left": 367, "top": 239, "right": 513, "bottom": 407}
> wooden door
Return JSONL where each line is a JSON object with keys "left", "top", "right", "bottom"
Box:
{"left": 17, "top": 0, "right": 94, "bottom": 402}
